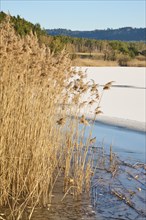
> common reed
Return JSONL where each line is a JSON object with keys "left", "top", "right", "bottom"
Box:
{"left": 0, "top": 16, "right": 111, "bottom": 219}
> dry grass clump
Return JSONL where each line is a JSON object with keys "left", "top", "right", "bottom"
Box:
{"left": 72, "top": 53, "right": 146, "bottom": 67}
{"left": 127, "top": 58, "right": 146, "bottom": 67}
{"left": 72, "top": 57, "right": 118, "bottom": 67}
{"left": 0, "top": 17, "right": 73, "bottom": 219}
{"left": 0, "top": 16, "right": 112, "bottom": 219}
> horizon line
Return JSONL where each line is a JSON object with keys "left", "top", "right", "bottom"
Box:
{"left": 46, "top": 26, "right": 146, "bottom": 31}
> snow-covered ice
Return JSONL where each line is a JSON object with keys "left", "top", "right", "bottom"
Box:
{"left": 75, "top": 67, "right": 146, "bottom": 132}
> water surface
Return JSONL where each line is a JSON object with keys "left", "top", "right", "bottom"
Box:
{"left": 84, "top": 122, "right": 146, "bottom": 163}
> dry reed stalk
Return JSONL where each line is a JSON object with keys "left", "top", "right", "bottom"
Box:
{"left": 110, "top": 144, "right": 113, "bottom": 162}
{"left": 0, "top": 15, "right": 111, "bottom": 219}
{"left": 0, "top": 17, "right": 75, "bottom": 218}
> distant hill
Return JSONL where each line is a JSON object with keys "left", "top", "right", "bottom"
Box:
{"left": 46, "top": 27, "right": 146, "bottom": 41}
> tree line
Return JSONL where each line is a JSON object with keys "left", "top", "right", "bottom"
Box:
{"left": 0, "top": 11, "right": 146, "bottom": 62}
{"left": 46, "top": 27, "right": 146, "bottom": 41}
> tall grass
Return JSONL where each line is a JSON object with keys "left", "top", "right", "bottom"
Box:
{"left": 0, "top": 16, "right": 112, "bottom": 219}
{"left": 72, "top": 57, "right": 118, "bottom": 67}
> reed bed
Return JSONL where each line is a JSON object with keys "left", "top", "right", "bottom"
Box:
{"left": 72, "top": 57, "right": 118, "bottom": 67}
{"left": 0, "top": 16, "right": 112, "bottom": 220}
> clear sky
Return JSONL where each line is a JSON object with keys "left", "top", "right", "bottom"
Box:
{"left": 0, "top": 0, "right": 145, "bottom": 30}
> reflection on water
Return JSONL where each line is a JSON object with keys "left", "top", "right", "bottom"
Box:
{"left": 91, "top": 148, "right": 146, "bottom": 220}
{"left": 22, "top": 177, "right": 98, "bottom": 220}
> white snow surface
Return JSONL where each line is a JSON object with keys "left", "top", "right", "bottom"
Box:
{"left": 74, "top": 67, "right": 146, "bottom": 132}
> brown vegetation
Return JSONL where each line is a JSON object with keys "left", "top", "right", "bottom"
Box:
{"left": 72, "top": 57, "right": 118, "bottom": 67}
{"left": 72, "top": 53, "right": 146, "bottom": 67}
{"left": 127, "top": 58, "right": 146, "bottom": 67}
{"left": 0, "top": 17, "right": 112, "bottom": 219}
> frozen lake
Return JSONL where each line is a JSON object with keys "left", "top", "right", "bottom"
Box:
{"left": 75, "top": 67, "right": 146, "bottom": 163}
{"left": 84, "top": 122, "right": 145, "bottom": 163}
{"left": 75, "top": 67, "right": 146, "bottom": 123}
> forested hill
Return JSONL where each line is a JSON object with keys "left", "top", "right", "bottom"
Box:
{"left": 46, "top": 27, "right": 146, "bottom": 41}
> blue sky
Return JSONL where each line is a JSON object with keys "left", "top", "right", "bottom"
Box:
{"left": 1, "top": 0, "right": 145, "bottom": 30}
